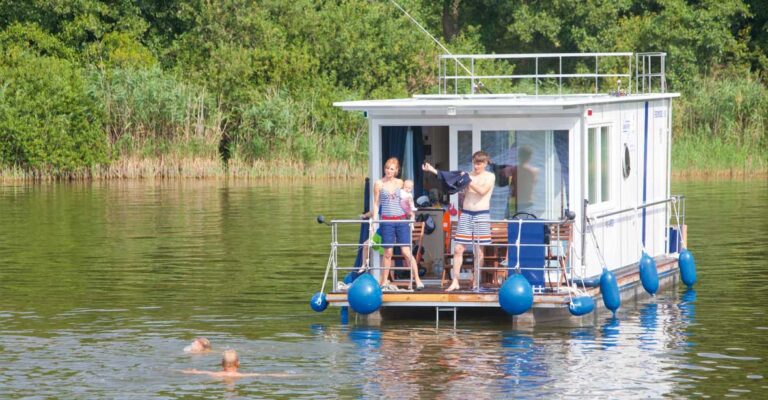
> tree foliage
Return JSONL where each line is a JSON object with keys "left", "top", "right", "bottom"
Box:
{"left": 0, "top": 0, "right": 765, "bottom": 175}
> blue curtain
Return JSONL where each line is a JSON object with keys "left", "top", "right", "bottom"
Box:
{"left": 353, "top": 178, "right": 371, "bottom": 270}
{"left": 381, "top": 126, "right": 425, "bottom": 197}
{"left": 411, "top": 127, "right": 425, "bottom": 197}
{"left": 381, "top": 126, "right": 407, "bottom": 173}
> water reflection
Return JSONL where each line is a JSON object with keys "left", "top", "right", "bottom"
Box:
{"left": 500, "top": 332, "right": 550, "bottom": 392}
{"left": 600, "top": 317, "right": 620, "bottom": 348}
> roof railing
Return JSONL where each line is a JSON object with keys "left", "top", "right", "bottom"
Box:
{"left": 635, "top": 52, "right": 667, "bottom": 94}
{"left": 438, "top": 52, "right": 667, "bottom": 96}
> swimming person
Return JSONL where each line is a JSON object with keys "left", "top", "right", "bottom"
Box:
{"left": 183, "top": 337, "right": 212, "bottom": 353}
{"left": 183, "top": 350, "right": 289, "bottom": 378}
{"left": 423, "top": 151, "right": 494, "bottom": 291}
{"left": 373, "top": 157, "right": 424, "bottom": 290}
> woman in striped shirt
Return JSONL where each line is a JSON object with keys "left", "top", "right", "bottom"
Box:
{"left": 373, "top": 157, "right": 424, "bottom": 290}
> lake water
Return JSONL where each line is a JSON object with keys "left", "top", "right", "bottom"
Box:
{"left": 0, "top": 179, "right": 765, "bottom": 398}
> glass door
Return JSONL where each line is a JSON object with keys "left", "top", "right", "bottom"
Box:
{"left": 479, "top": 129, "right": 569, "bottom": 220}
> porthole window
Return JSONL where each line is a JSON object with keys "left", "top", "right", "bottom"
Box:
{"left": 622, "top": 144, "right": 631, "bottom": 179}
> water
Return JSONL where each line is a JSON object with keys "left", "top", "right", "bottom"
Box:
{"left": 0, "top": 179, "right": 765, "bottom": 398}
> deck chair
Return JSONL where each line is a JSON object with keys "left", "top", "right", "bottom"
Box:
{"left": 545, "top": 221, "right": 574, "bottom": 287}
{"left": 389, "top": 221, "right": 425, "bottom": 288}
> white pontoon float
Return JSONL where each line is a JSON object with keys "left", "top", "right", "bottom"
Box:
{"left": 311, "top": 52, "right": 697, "bottom": 327}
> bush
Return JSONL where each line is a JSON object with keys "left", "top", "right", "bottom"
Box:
{"left": 0, "top": 49, "right": 107, "bottom": 172}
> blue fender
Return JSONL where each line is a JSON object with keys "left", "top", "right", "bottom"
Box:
{"left": 679, "top": 248, "right": 697, "bottom": 287}
{"left": 639, "top": 253, "right": 659, "bottom": 295}
{"left": 600, "top": 268, "right": 621, "bottom": 313}
{"left": 347, "top": 274, "right": 383, "bottom": 315}
{"left": 498, "top": 274, "right": 534, "bottom": 315}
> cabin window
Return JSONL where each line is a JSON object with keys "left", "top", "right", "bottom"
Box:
{"left": 588, "top": 126, "right": 611, "bottom": 204}
{"left": 480, "top": 130, "right": 569, "bottom": 220}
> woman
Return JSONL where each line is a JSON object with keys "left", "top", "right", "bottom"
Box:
{"left": 373, "top": 157, "right": 424, "bottom": 290}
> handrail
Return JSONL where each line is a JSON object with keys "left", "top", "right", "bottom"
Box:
{"left": 591, "top": 195, "right": 683, "bottom": 220}
{"left": 463, "top": 217, "right": 575, "bottom": 291}
{"left": 326, "top": 218, "right": 417, "bottom": 290}
{"left": 635, "top": 52, "right": 667, "bottom": 94}
{"left": 439, "top": 52, "right": 635, "bottom": 96}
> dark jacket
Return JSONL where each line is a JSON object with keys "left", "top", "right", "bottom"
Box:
{"left": 437, "top": 170, "right": 471, "bottom": 195}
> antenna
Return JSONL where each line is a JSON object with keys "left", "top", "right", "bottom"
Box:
{"left": 387, "top": 0, "right": 473, "bottom": 77}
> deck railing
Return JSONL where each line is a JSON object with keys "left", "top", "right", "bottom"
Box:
{"left": 586, "top": 194, "right": 688, "bottom": 264}
{"left": 438, "top": 52, "right": 667, "bottom": 96}
{"left": 470, "top": 217, "right": 576, "bottom": 293}
{"left": 325, "top": 219, "right": 416, "bottom": 290}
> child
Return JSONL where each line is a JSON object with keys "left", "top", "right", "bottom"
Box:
{"left": 183, "top": 337, "right": 211, "bottom": 353}
{"left": 400, "top": 179, "right": 417, "bottom": 219}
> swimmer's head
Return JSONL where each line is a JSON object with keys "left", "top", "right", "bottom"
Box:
{"left": 221, "top": 349, "right": 240, "bottom": 372}
{"left": 184, "top": 337, "right": 211, "bottom": 353}
{"left": 403, "top": 180, "right": 414, "bottom": 192}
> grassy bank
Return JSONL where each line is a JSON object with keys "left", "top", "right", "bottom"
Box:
{"left": 0, "top": 158, "right": 367, "bottom": 181}
{"left": 672, "top": 136, "right": 768, "bottom": 178}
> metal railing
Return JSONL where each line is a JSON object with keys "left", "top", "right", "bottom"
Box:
{"left": 587, "top": 194, "right": 687, "bottom": 255}
{"left": 439, "top": 52, "right": 634, "bottom": 96}
{"left": 326, "top": 219, "right": 416, "bottom": 291}
{"left": 635, "top": 52, "right": 667, "bottom": 94}
{"left": 464, "top": 217, "right": 575, "bottom": 293}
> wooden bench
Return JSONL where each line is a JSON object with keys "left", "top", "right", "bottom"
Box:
{"left": 389, "top": 221, "right": 426, "bottom": 288}
{"left": 441, "top": 222, "right": 508, "bottom": 288}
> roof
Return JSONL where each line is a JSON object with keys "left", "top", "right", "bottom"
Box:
{"left": 334, "top": 93, "right": 680, "bottom": 114}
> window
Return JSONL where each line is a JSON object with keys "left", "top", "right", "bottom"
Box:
{"left": 587, "top": 126, "right": 611, "bottom": 205}
{"left": 480, "top": 130, "right": 569, "bottom": 220}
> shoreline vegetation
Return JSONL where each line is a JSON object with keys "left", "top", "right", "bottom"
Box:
{"left": 1, "top": 1, "right": 766, "bottom": 181}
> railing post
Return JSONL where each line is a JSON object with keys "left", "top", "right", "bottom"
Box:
{"left": 471, "top": 57, "right": 475, "bottom": 95}
{"left": 535, "top": 56, "right": 539, "bottom": 96}
{"left": 559, "top": 56, "right": 563, "bottom": 95}
{"left": 595, "top": 55, "right": 599, "bottom": 94}
{"left": 454, "top": 58, "right": 458, "bottom": 95}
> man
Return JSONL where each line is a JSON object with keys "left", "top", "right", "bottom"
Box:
{"left": 182, "top": 350, "right": 291, "bottom": 378}
{"left": 423, "top": 150, "right": 495, "bottom": 291}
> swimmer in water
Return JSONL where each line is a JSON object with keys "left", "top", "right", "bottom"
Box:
{"left": 183, "top": 350, "right": 291, "bottom": 378}
{"left": 183, "top": 337, "right": 212, "bottom": 353}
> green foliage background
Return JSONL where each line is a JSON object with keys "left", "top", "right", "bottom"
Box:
{"left": 0, "top": 0, "right": 765, "bottom": 177}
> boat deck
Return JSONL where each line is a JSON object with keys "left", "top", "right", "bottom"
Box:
{"left": 328, "top": 256, "right": 678, "bottom": 310}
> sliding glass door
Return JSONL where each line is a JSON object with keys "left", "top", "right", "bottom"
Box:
{"left": 451, "top": 126, "right": 570, "bottom": 220}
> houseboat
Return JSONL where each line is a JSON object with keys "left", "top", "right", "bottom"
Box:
{"left": 311, "top": 52, "right": 697, "bottom": 327}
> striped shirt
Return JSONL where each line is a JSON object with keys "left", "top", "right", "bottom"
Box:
{"left": 380, "top": 188, "right": 405, "bottom": 217}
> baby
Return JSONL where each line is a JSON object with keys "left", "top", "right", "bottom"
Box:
{"left": 400, "top": 180, "right": 417, "bottom": 219}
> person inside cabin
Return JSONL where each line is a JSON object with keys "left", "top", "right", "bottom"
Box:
{"left": 516, "top": 145, "right": 539, "bottom": 214}
{"left": 373, "top": 157, "right": 424, "bottom": 291}
{"left": 183, "top": 337, "right": 212, "bottom": 353}
{"left": 183, "top": 349, "right": 289, "bottom": 378}
{"left": 423, "top": 151, "right": 495, "bottom": 291}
